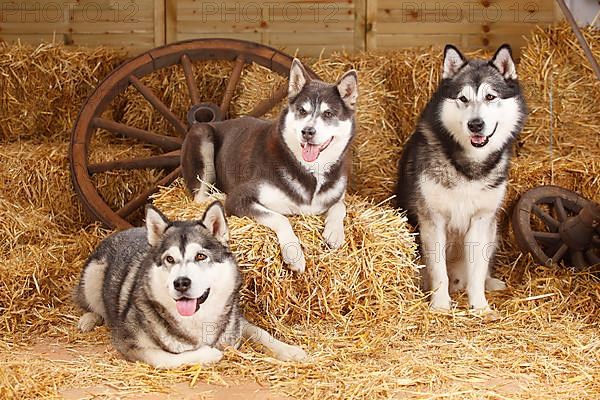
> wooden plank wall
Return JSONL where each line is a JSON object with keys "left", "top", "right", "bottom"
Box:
{"left": 169, "top": 0, "right": 362, "bottom": 56}
{"left": 0, "top": 0, "right": 160, "bottom": 52}
{"left": 0, "top": 0, "right": 561, "bottom": 55}
{"left": 369, "top": 0, "right": 561, "bottom": 54}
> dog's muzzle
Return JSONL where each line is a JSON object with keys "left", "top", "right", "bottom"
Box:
{"left": 470, "top": 122, "right": 498, "bottom": 148}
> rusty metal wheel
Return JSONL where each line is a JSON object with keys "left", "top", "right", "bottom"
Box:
{"left": 512, "top": 185, "right": 600, "bottom": 269}
{"left": 70, "top": 39, "right": 319, "bottom": 229}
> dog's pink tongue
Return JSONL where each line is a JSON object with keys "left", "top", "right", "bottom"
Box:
{"left": 302, "top": 143, "right": 320, "bottom": 162}
{"left": 471, "top": 135, "right": 486, "bottom": 145}
{"left": 175, "top": 298, "right": 197, "bottom": 316}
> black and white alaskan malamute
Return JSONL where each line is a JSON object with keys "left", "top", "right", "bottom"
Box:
{"left": 181, "top": 59, "right": 359, "bottom": 273}
{"left": 74, "top": 202, "right": 307, "bottom": 368}
{"left": 395, "top": 45, "right": 527, "bottom": 311}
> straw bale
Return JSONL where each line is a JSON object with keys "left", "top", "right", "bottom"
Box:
{"left": 0, "top": 139, "right": 164, "bottom": 231}
{"left": 151, "top": 180, "right": 420, "bottom": 326}
{"left": 0, "top": 226, "right": 106, "bottom": 343}
{"left": 0, "top": 42, "right": 126, "bottom": 142}
{"left": 0, "top": 141, "right": 86, "bottom": 229}
{"left": 231, "top": 62, "right": 288, "bottom": 119}
{"left": 513, "top": 23, "right": 600, "bottom": 203}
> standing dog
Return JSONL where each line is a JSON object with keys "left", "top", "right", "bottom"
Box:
{"left": 74, "top": 202, "right": 307, "bottom": 368}
{"left": 394, "top": 45, "right": 527, "bottom": 311}
{"left": 181, "top": 59, "right": 359, "bottom": 273}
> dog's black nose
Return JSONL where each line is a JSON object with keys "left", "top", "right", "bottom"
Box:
{"left": 467, "top": 119, "right": 485, "bottom": 133}
{"left": 173, "top": 277, "right": 191, "bottom": 293}
{"left": 302, "top": 126, "right": 316, "bottom": 140}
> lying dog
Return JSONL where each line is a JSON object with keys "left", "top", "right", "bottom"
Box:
{"left": 74, "top": 202, "right": 307, "bottom": 368}
{"left": 394, "top": 45, "right": 527, "bottom": 311}
{"left": 181, "top": 59, "right": 359, "bottom": 272}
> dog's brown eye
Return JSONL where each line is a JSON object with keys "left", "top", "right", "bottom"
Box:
{"left": 165, "top": 256, "right": 174, "bottom": 264}
{"left": 195, "top": 253, "right": 207, "bottom": 262}
{"left": 485, "top": 94, "right": 496, "bottom": 101}
{"left": 459, "top": 96, "right": 469, "bottom": 103}
{"left": 322, "top": 110, "right": 333, "bottom": 119}
{"left": 298, "top": 107, "right": 307, "bottom": 116}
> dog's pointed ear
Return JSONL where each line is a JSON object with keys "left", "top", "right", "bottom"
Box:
{"left": 336, "top": 69, "right": 359, "bottom": 110}
{"left": 491, "top": 44, "right": 517, "bottom": 80}
{"left": 288, "top": 58, "right": 310, "bottom": 99}
{"left": 443, "top": 45, "right": 467, "bottom": 79}
{"left": 201, "top": 201, "right": 229, "bottom": 245}
{"left": 145, "top": 204, "right": 169, "bottom": 247}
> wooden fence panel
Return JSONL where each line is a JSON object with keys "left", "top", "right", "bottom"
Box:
{"left": 368, "top": 0, "right": 561, "bottom": 55}
{"left": 0, "top": 0, "right": 561, "bottom": 56}
{"left": 168, "top": 0, "right": 363, "bottom": 57}
{"left": 0, "top": 0, "right": 161, "bottom": 51}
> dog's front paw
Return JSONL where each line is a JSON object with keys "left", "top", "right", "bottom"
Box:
{"left": 281, "top": 242, "right": 306, "bottom": 273}
{"left": 323, "top": 223, "right": 345, "bottom": 249}
{"left": 194, "top": 346, "right": 223, "bottom": 365}
{"left": 468, "top": 296, "right": 490, "bottom": 312}
{"left": 429, "top": 293, "right": 452, "bottom": 312}
{"left": 193, "top": 189, "right": 208, "bottom": 203}
{"left": 274, "top": 344, "right": 308, "bottom": 362}
{"left": 78, "top": 312, "right": 103, "bottom": 332}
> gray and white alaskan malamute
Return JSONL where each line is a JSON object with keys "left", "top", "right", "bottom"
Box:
{"left": 394, "top": 45, "right": 527, "bottom": 311}
{"left": 74, "top": 202, "right": 307, "bottom": 368}
{"left": 181, "top": 59, "right": 359, "bottom": 273}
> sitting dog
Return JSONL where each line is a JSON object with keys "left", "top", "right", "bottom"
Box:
{"left": 74, "top": 202, "right": 307, "bottom": 368}
{"left": 181, "top": 59, "right": 359, "bottom": 273}
{"left": 394, "top": 45, "right": 527, "bottom": 311}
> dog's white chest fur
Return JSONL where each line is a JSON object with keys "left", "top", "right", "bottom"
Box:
{"left": 257, "top": 174, "right": 346, "bottom": 216}
{"left": 419, "top": 176, "right": 505, "bottom": 232}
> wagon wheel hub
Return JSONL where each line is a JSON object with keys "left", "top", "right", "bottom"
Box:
{"left": 69, "top": 39, "right": 319, "bottom": 229}
{"left": 187, "top": 103, "right": 223, "bottom": 125}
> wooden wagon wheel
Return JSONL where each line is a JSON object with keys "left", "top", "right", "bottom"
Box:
{"left": 70, "top": 39, "right": 319, "bottom": 229}
{"left": 512, "top": 185, "right": 600, "bottom": 269}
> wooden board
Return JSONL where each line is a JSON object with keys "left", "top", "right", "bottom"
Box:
{"left": 0, "top": 0, "right": 158, "bottom": 51}
{"left": 170, "top": 0, "right": 360, "bottom": 57}
{"left": 0, "top": 0, "right": 561, "bottom": 56}
{"left": 369, "top": 0, "right": 560, "bottom": 56}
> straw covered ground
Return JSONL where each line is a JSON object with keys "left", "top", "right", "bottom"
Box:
{"left": 1, "top": 23, "right": 599, "bottom": 399}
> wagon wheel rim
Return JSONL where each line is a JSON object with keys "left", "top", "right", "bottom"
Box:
{"left": 512, "top": 185, "right": 600, "bottom": 268}
{"left": 70, "top": 39, "right": 319, "bottom": 230}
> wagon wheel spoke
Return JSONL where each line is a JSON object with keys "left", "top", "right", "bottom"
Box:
{"left": 181, "top": 54, "right": 200, "bottom": 106}
{"left": 117, "top": 167, "right": 182, "bottom": 218}
{"left": 220, "top": 54, "right": 246, "bottom": 117}
{"left": 554, "top": 197, "right": 568, "bottom": 222}
{"left": 585, "top": 249, "right": 600, "bottom": 264}
{"left": 570, "top": 251, "right": 587, "bottom": 269}
{"left": 532, "top": 204, "right": 560, "bottom": 231}
{"left": 129, "top": 75, "right": 188, "bottom": 136}
{"left": 551, "top": 243, "right": 569, "bottom": 263}
{"left": 93, "top": 118, "right": 182, "bottom": 152}
{"left": 248, "top": 84, "right": 288, "bottom": 118}
{"left": 533, "top": 231, "right": 561, "bottom": 246}
{"left": 88, "top": 151, "right": 181, "bottom": 174}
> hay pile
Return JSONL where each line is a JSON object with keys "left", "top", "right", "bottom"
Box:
{"left": 0, "top": 23, "right": 599, "bottom": 399}
{"left": 512, "top": 24, "right": 600, "bottom": 203}
{"left": 151, "top": 182, "right": 419, "bottom": 327}
{"left": 0, "top": 42, "right": 126, "bottom": 142}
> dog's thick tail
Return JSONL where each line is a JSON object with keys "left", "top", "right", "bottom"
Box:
{"left": 181, "top": 123, "right": 217, "bottom": 203}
